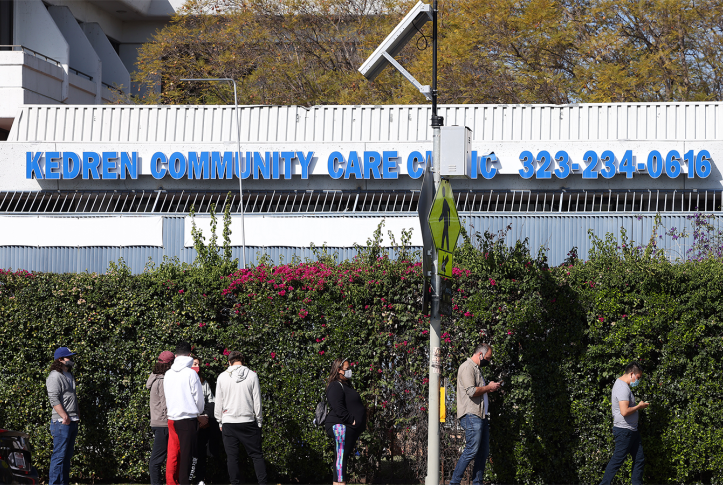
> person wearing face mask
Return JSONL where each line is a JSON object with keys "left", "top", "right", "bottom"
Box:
{"left": 46, "top": 346, "right": 80, "bottom": 485}
{"left": 324, "top": 358, "right": 366, "bottom": 485}
{"left": 189, "top": 355, "right": 216, "bottom": 485}
{"left": 599, "top": 362, "right": 649, "bottom": 485}
{"left": 450, "top": 343, "right": 501, "bottom": 485}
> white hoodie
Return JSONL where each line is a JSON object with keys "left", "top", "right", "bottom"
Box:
{"left": 214, "top": 365, "right": 262, "bottom": 427}
{"left": 163, "top": 355, "right": 204, "bottom": 420}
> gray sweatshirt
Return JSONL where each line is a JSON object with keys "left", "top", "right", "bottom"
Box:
{"left": 46, "top": 370, "right": 78, "bottom": 421}
{"left": 214, "top": 365, "right": 262, "bottom": 427}
{"left": 146, "top": 373, "right": 168, "bottom": 428}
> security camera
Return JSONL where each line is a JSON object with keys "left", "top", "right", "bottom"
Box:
{"left": 358, "top": 1, "right": 432, "bottom": 95}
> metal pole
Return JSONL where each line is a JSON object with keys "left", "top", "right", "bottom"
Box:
{"left": 426, "top": 0, "right": 443, "bottom": 483}
{"left": 180, "top": 78, "right": 246, "bottom": 269}
{"left": 231, "top": 81, "right": 247, "bottom": 269}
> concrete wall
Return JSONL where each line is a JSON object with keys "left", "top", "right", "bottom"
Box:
{"left": 13, "top": 0, "right": 69, "bottom": 101}
{"left": 48, "top": 6, "right": 101, "bottom": 104}
{"left": 0, "top": 51, "right": 65, "bottom": 120}
{"left": 82, "top": 22, "right": 130, "bottom": 95}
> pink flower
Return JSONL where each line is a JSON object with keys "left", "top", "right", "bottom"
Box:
{"left": 464, "top": 312, "right": 473, "bottom": 317}
{"left": 223, "top": 349, "right": 230, "bottom": 356}
{"left": 378, "top": 369, "right": 383, "bottom": 373}
{"left": 178, "top": 289, "right": 184, "bottom": 294}
{"left": 278, "top": 290, "right": 286, "bottom": 296}
{"left": 271, "top": 352, "right": 276, "bottom": 359}
{"left": 319, "top": 351, "right": 325, "bottom": 355}
{"left": 598, "top": 317, "right": 604, "bottom": 322}
{"left": 489, "top": 278, "right": 496, "bottom": 286}
{"left": 622, "top": 314, "right": 628, "bottom": 318}
{"left": 299, "top": 309, "right": 309, "bottom": 318}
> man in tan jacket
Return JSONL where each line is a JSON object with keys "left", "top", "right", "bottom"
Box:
{"left": 450, "top": 343, "right": 501, "bottom": 485}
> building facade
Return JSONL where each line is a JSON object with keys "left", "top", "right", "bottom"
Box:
{"left": 1, "top": 102, "right": 722, "bottom": 273}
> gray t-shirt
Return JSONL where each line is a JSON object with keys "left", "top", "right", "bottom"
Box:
{"left": 611, "top": 378, "right": 637, "bottom": 430}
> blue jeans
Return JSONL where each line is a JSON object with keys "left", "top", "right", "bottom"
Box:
{"left": 450, "top": 414, "right": 489, "bottom": 485}
{"left": 49, "top": 420, "right": 78, "bottom": 485}
{"left": 600, "top": 427, "right": 645, "bottom": 485}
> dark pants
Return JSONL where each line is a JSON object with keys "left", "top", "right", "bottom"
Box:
{"left": 49, "top": 420, "right": 78, "bottom": 485}
{"left": 149, "top": 427, "right": 168, "bottom": 485}
{"left": 600, "top": 427, "right": 645, "bottom": 485}
{"left": 191, "top": 422, "right": 220, "bottom": 482}
{"left": 167, "top": 419, "right": 198, "bottom": 485}
{"left": 325, "top": 423, "right": 362, "bottom": 483}
{"left": 450, "top": 414, "right": 489, "bottom": 485}
{"left": 222, "top": 422, "right": 267, "bottom": 485}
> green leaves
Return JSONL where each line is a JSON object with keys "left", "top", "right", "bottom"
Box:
{"left": 2, "top": 224, "right": 723, "bottom": 482}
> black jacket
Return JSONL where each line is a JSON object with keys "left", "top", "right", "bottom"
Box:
{"left": 325, "top": 380, "right": 366, "bottom": 431}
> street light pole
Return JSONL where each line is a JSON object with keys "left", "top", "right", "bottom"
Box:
{"left": 180, "top": 78, "right": 246, "bottom": 269}
{"left": 425, "top": 1, "right": 443, "bottom": 484}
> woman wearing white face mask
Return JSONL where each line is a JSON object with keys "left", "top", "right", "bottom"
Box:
{"left": 324, "top": 358, "right": 366, "bottom": 485}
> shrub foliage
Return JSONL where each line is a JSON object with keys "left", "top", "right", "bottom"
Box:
{"left": 1, "top": 222, "right": 722, "bottom": 483}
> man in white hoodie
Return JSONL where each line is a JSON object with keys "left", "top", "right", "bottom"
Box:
{"left": 215, "top": 351, "right": 267, "bottom": 485}
{"left": 163, "top": 341, "right": 205, "bottom": 485}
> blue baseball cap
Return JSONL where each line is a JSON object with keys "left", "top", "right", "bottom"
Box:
{"left": 54, "top": 347, "right": 77, "bottom": 360}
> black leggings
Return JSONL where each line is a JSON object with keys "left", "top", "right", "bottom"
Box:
{"left": 325, "top": 424, "right": 362, "bottom": 482}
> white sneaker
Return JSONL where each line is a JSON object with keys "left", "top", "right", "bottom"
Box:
{"left": 197, "top": 481, "right": 206, "bottom": 485}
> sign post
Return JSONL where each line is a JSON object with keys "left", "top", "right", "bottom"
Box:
{"left": 425, "top": 4, "right": 444, "bottom": 482}
{"left": 357, "top": 1, "right": 447, "bottom": 482}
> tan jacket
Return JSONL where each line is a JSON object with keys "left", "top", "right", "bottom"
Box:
{"left": 456, "top": 358, "right": 488, "bottom": 419}
{"left": 146, "top": 373, "right": 168, "bottom": 428}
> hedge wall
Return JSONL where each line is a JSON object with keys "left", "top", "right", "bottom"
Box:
{"left": 1, "top": 224, "right": 722, "bottom": 483}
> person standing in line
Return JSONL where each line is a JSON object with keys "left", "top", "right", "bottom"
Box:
{"left": 147, "top": 351, "right": 175, "bottom": 485}
{"left": 164, "top": 342, "right": 206, "bottom": 485}
{"left": 189, "top": 354, "right": 217, "bottom": 485}
{"left": 449, "top": 343, "right": 501, "bottom": 485}
{"left": 46, "top": 347, "right": 80, "bottom": 485}
{"left": 599, "top": 362, "right": 649, "bottom": 485}
{"left": 215, "top": 351, "right": 267, "bottom": 485}
{"left": 324, "top": 358, "right": 367, "bottom": 485}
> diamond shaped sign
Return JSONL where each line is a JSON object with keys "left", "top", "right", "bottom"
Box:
{"left": 428, "top": 179, "right": 460, "bottom": 254}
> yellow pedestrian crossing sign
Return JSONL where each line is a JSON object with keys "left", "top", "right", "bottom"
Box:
{"left": 428, "top": 179, "right": 461, "bottom": 254}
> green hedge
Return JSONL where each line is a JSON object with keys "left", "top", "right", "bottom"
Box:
{"left": 1, "top": 226, "right": 722, "bottom": 483}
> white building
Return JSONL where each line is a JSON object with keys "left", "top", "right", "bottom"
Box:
{"left": 0, "top": 0, "right": 183, "bottom": 137}
{"left": 0, "top": 2, "right": 722, "bottom": 272}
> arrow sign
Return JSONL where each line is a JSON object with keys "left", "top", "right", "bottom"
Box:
{"left": 428, "top": 179, "right": 461, "bottom": 254}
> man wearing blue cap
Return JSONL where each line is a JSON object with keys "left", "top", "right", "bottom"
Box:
{"left": 46, "top": 347, "right": 80, "bottom": 485}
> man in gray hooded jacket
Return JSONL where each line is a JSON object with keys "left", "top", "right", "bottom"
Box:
{"left": 215, "top": 351, "right": 266, "bottom": 485}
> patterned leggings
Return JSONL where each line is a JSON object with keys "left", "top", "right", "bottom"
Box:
{"left": 326, "top": 424, "right": 361, "bottom": 482}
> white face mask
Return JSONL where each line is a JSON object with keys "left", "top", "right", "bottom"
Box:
{"left": 344, "top": 369, "right": 352, "bottom": 379}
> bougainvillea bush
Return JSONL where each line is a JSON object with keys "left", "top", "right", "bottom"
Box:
{"left": 1, "top": 221, "right": 722, "bottom": 483}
